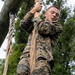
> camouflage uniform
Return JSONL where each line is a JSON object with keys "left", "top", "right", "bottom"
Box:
{"left": 17, "top": 12, "right": 62, "bottom": 75}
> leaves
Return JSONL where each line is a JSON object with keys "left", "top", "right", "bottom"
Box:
{"left": 1, "top": 0, "right": 75, "bottom": 75}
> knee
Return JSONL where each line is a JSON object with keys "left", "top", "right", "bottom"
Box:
{"left": 32, "top": 59, "right": 52, "bottom": 75}
{"left": 32, "top": 66, "right": 51, "bottom": 75}
{"left": 16, "top": 57, "right": 30, "bottom": 75}
{"left": 17, "top": 64, "right": 30, "bottom": 75}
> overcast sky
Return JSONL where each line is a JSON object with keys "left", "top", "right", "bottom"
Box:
{"left": 0, "top": 0, "right": 5, "bottom": 59}
{"left": 0, "top": 0, "right": 75, "bottom": 59}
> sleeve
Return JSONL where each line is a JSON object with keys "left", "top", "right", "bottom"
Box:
{"left": 20, "top": 12, "right": 34, "bottom": 33}
{"left": 33, "top": 17, "right": 63, "bottom": 35}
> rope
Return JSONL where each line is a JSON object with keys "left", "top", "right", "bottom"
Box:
{"left": 2, "top": 13, "right": 15, "bottom": 75}
{"left": 30, "top": 26, "right": 37, "bottom": 75}
{"left": 30, "top": 0, "right": 43, "bottom": 75}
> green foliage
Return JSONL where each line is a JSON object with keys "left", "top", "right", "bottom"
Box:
{"left": 52, "top": 1, "right": 75, "bottom": 75}
{"left": 52, "top": 16, "right": 75, "bottom": 75}
{"left": 0, "top": 59, "right": 4, "bottom": 75}
{"left": 14, "top": 18, "right": 28, "bottom": 44}
{"left": 7, "top": 44, "right": 25, "bottom": 75}
{"left": 6, "top": 1, "right": 34, "bottom": 75}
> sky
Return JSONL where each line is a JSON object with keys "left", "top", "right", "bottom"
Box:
{"left": 0, "top": 0, "right": 75, "bottom": 59}
{"left": 0, "top": 0, "right": 5, "bottom": 59}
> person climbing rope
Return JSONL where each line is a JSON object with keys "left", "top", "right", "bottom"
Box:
{"left": 17, "top": 1, "right": 62, "bottom": 75}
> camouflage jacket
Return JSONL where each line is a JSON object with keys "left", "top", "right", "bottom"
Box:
{"left": 20, "top": 12, "right": 62, "bottom": 69}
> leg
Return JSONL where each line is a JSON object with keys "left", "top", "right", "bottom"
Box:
{"left": 17, "top": 57, "right": 30, "bottom": 75}
{"left": 32, "top": 59, "right": 52, "bottom": 75}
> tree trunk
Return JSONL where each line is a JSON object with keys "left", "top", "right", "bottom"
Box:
{"left": 0, "top": 0, "right": 24, "bottom": 46}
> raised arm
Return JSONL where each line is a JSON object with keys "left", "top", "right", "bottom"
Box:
{"left": 33, "top": 17, "right": 62, "bottom": 35}
{"left": 20, "top": 12, "right": 34, "bottom": 33}
{"left": 20, "top": 2, "right": 42, "bottom": 33}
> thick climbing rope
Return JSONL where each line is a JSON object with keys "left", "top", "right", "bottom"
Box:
{"left": 3, "top": 13, "right": 15, "bottom": 75}
{"left": 30, "top": 0, "right": 43, "bottom": 75}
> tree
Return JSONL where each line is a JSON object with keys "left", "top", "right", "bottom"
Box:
{"left": 0, "top": 0, "right": 24, "bottom": 46}
{"left": 0, "top": 59, "right": 4, "bottom": 75}
{"left": 6, "top": 1, "right": 34, "bottom": 75}
{"left": 52, "top": 0, "right": 75, "bottom": 75}
{"left": 1, "top": 0, "right": 75, "bottom": 75}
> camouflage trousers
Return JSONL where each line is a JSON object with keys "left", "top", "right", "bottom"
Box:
{"left": 17, "top": 53, "right": 52, "bottom": 75}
